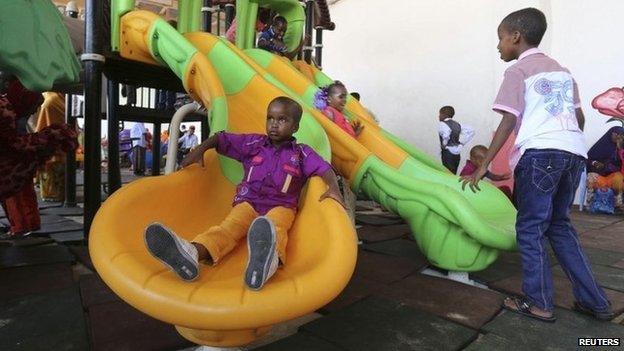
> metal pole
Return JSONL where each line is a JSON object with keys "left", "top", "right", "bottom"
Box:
{"left": 314, "top": 27, "right": 323, "bottom": 68}
{"left": 107, "top": 80, "right": 121, "bottom": 194}
{"left": 64, "top": 94, "right": 77, "bottom": 207}
{"left": 304, "top": 0, "right": 314, "bottom": 63}
{"left": 224, "top": 3, "right": 235, "bottom": 31}
{"left": 202, "top": 0, "right": 213, "bottom": 33}
{"left": 82, "top": 0, "right": 105, "bottom": 238}
{"left": 151, "top": 123, "right": 161, "bottom": 176}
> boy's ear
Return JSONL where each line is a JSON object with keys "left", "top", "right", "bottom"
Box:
{"left": 511, "top": 31, "right": 522, "bottom": 44}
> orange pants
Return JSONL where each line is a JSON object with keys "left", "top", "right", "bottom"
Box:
{"left": 193, "top": 202, "right": 296, "bottom": 265}
{"left": 1, "top": 182, "right": 40, "bottom": 234}
{"left": 593, "top": 172, "right": 624, "bottom": 194}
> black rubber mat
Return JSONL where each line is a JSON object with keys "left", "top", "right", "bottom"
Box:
{"left": 50, "top": 230, "right": 85, "bottom": 243}
{"left": 0, "top": 263, "right": 73, "bottom": 300}
{"left": 69, "top": 245, "right": 94, "bottom": 271}
{"left": 474, "top": 307, "right": 624, "bottom": 350}
{"left": 356, "top": 223, "right": 412, "bottom": 243}
{"left": 377, "top": 273, "right": 504, "bottom": 330}
{"left": 40, "top": 205, "right": 84, "bottom": 216}
{"left": 356, "top": 213, "right": 405, "bottom": 226}
{"left": 0, "top": 245, "right": 74, "bottom": 268}
{"left": 255, "top": 332, "right": 343, "bottom": 351}
{"left": 0, "top": 236, "right": 55, "bottom": 247}
{"left": 0, "top": 287, "right": 89, "bottom": 350}
{"left": 86, "top": 300, "right": 193, "bottom": 351}
{"left": 303, "top": 296, "right": 477, "bottom": 350}
{"left": 79, "top": 274, "right": 120, "bottom": 308}
{"left": 31, "top": 220, "right": 84, "bottom": 235}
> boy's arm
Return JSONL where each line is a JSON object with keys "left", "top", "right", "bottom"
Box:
{"left": 485, "top": 171, "right": 512, "bottom": 181}
{"left": 285, "top": 34, "right": 311, "bottom": 60}
{"left": 180, "top": 134, "right": 219, "bottom": 168}
{"left": 575, "top": 107, "right": 585, "bottom": 131}
{"left": 319, "top": 168, "right": 345, "bottom": 208}
{"left": 461, "top": 112, "right": 516, "bottom": 192}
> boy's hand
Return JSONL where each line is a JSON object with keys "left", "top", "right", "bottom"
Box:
{"left": 352, "top": 120, "right": 364, "bottom": 136}
{"left": 460, "top": 166, "right": 488, "bottom": 192}
{"left": 180, "top": 148, "right": 205, "bottom": 168}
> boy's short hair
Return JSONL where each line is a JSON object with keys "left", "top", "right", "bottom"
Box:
{"left": 470, "top": 145, "right": 488, "bottom": 159}
{"left": 273, "top": 16, "right": 287, "bottom": 27}
{"left": 270, "top": 96, "right": 303, "bottom": 124}
{"left": 501, "top": 8, "right": 547, "bottom": 46}
{"left": 440, "top": 105, "right": 455, "bottom": 118}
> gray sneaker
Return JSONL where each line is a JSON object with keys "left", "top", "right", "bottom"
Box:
{"left": 244, "top": 216, "right": 279, "bottom": 290}
{"left": 145, "top": 223, "right": 199, "bottom": 281}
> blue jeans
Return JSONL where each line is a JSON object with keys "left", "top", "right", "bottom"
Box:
{"left": 514, "top": 149, "right": 610, "bottom": 312}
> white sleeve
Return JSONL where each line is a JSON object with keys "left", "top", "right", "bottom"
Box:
{"left": 459, "top": 123, "right": 475, "bottom": 144}
{"left": 438, "top": 121, "right": 450, "bottom": 146}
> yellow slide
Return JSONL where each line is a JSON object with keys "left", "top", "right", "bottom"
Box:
{"left": 89, "top": 10, "right": 357, "bottom": 347}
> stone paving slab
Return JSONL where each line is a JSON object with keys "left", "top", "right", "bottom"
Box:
{"left": 472, "top": 307, "right": 624, "bottom": 350}
{"left": 581, "top": 227, "right": 624, "bottom": 253}
{"left": 0, "top": 287, "right": 89, "bottom": 351}
{"left": 68, "top": 244, "right": 94, "bottom": 271}
{"left": 360, "top": 238, "right": 429, "bottom": 267}
{"left": 552, "top": 264, "right": 624, "bottom": 293}
{"left": 488, "top": 274, "right": 624, "bottom": 315}
{"left": 86, "top": 300, "right": 193, "bottom": 351}
{"left": 0, "top": 236, "right": 55, "bottom": 247}
{"left": 303, "top": 296, "right": 477, "bottom": 351}
{"left": 40, "top": 205, "right": 84, "bottom": 216}
{"left": 353, "top": 250, "right": 423, "bottom": 284}
{"left": 79, "top": 273, "right": 121, "bottom": 308}
{"left": 0, "top": 263, "right": 74, "bottom": 300}
{"left": 376, "top": 273, "right": 505, "bottom": 330}
{"left": 50, "top": 230, "right": 85, "bottom": 243}
{"left": 0, "top": 214, "right": 72, "bottom": 227}
{"left": 0, "top": 245, "right": 74, "bottom": 268}
{"left": 470, "top": 251, "right": 523, "bottom": 284}
{"left": 356, "top": 213, "right": 405, "bottom": 226}
{"left": 31, "top": 220, "right": 84, "bottom": 235}
{"left": 356, "top": 223, "right": 412, "bottom": 243}
{"left": 254, "top": 331, "right": 344, "bottom": 351}
{"left": 320, "top": 275, "right": 387, "bottom": 314}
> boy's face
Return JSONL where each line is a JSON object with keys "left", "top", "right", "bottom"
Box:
{"left": 266, "top": 102, "right": 298, "bottom": 145}
{"left": 496, "top": 24, "right": 520, "bottom": 62}
{"left": 328, "top": 86, "right": 348, "bottom": 111}
{"left": 273, "top": 22, "right": 287, "bottom": 40}
{"left": 438, "top": 112, "right": 447, "bottom": 121}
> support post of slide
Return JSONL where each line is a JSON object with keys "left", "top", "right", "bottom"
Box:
{"left": 304, "top": 0, "right": 314, "bottom": 63}
{"left": 83, "top": 0, "right": 105, "bottom": 239}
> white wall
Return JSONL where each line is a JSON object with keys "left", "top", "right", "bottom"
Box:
{"left": 322, "top": 0, "right": 624, "bottom": 165}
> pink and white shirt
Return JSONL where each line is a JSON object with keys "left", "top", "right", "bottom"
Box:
{"left": 493, "top": 48, "right": 586, "bottom": 168}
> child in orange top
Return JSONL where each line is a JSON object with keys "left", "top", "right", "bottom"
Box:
{"left": 314, "top": 81, "right": 363, "bottom": 137}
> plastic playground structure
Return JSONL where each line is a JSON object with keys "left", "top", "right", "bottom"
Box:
{"left": 0, "top": 0, "right": 517, "bottom": 347}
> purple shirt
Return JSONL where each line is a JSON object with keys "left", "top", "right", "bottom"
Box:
{"left": 216, "top": 132, "right": 332, "bottom": 215}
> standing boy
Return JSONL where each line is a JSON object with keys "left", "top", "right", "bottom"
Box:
{"left": 461, "top": 8, "right": 613, "bottom": 322}
{"left": 145, "top": 96, "right": 343, "bottom": 290}
{"left": 438, "top": 105, "right": 474, "bottom": 174}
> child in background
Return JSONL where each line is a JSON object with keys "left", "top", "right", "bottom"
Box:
{"left": 438, "top": 105, "right": 475, "bottom": 174}
{"left": 257, "top": 16, "right": 307, "bottom": 60}
{"left": 460, "top": 145, "right": 512, "bottom": 200}
{"left": 225, "top": 8, "right": 272, "bottom": 43}
{"left": 314, "top": 81, "right": 363, "bottom": 138}
{"left": 145, "top": 96, "right": 344, "bottom": 290}
{"left": 461, "top": 7, "right": 612, "bottom": 322}
{"left": 460, "top": 145, "right": 510, "bottom": 181}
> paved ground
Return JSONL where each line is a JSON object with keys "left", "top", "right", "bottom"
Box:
{"left": 1, "top": 171, "right": 624, "bottom": 350}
